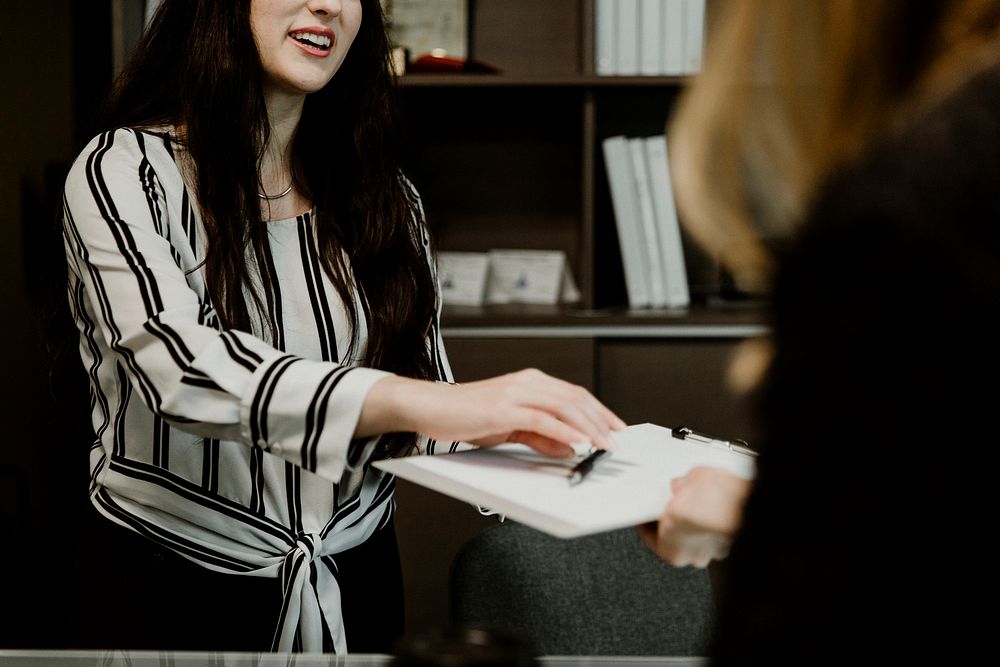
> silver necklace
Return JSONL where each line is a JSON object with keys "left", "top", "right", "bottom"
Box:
{"left": 257, "top": 184, "right": 293, "bottom": 201}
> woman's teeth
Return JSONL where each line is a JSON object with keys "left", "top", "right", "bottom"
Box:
{"left": 290, "top": 32, "right": 331, "bottom": 49}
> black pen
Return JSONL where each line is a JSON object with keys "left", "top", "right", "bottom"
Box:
{"left": 568, "top": 449, "right": 609, "bottom": 486}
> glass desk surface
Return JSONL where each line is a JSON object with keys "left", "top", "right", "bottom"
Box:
{"left": 0, "top": 651, "right": 706, "bottom": 666}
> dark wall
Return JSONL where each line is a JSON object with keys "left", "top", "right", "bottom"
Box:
{"left": 0, "top": 1, "right": 113, "bottom": 647}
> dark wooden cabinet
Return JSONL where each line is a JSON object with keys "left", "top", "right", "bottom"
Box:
{"left": 399, "top": 0, "right": 724, "bottom": 311}
{"left": 391, "top": 0, "right": 761, "bottom": 637}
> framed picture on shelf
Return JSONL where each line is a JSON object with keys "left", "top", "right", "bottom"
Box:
{"left": 382, "top": 0, "right": 469, "bottom": 63}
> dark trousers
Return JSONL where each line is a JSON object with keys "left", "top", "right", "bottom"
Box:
{"left": 68, "top": 506, "right": 405, "bottom": 653}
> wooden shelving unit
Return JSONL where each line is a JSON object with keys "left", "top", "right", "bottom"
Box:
{"left": 399, "top": 74, "right": 691, "bottom": 87}
{"left": 398, "top": 0, "right": 724, "bottom": 317}
{"left": 391, "top": 0, "right": 759, "bottom": 638}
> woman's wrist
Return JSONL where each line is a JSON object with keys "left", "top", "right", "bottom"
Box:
{"left": 357, "top": 374, "right": 437, "bottom": 437}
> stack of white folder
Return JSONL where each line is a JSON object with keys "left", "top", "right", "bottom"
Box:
{"left": 603, "top": 134, "right": 690, "bottom": 310}
{"left": 596, "top": 0, "right": 706, "bottom": 76}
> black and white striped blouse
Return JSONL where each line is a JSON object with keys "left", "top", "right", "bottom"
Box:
{"left": 62, "top": 127, "right": 459, "bottom": 653}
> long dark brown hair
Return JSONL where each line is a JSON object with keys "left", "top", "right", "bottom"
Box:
{"left": 98, "top": 0, "right": 437, "bottom": 457}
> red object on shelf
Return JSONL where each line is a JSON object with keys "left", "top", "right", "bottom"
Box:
{"left": 408, "top": 53, "right": 500, "bottom": 74}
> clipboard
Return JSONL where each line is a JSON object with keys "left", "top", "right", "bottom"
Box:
{"left": 373, "top": 423, "right": 756, "bottom": 539}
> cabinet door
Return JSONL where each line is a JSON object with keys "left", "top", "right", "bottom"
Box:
{"left": 444, "top": 337, "right": 595, "bottom": 388}
{"left": 470, "top": 0, "right": 582, "bottom": 76}
{"left": 597, "top": 338, "right": 758, "bottom": 443}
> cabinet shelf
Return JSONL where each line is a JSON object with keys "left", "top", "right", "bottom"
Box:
{"left": 441, "top": 302, "right": 768, "bottom": 338}
{"left": 399, "top": 74, "right": 692, "bottom": 88}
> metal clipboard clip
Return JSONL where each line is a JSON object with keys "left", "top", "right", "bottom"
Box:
{"left": 672, "top": 425, "right": 759, "bottom": 457}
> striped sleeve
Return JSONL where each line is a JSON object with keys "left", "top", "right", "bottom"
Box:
{"left": 62, "top": 128, "right": 391, "bottom": 482}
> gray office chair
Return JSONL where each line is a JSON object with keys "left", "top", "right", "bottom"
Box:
{"left": 448, "top": 521, "right": 716, "bottom": 656}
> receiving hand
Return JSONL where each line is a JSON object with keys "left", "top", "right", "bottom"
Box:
{"left": 361, "top": 369, "right": 627, "bottom": 458}
{"left": 638, "top": 466, "right": 752, "bottom": 567}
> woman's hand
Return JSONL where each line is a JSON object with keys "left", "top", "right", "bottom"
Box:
{"left": 638, "top": 466, "right": 752, "bottom": 567}
{"left": 359, "top": 369, "right": 626, "bottom": 458}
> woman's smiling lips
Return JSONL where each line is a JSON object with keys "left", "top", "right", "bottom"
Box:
{"left": 288, "top": 26, "right": 334, "bottom": 56}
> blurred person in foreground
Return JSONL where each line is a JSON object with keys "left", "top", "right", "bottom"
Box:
{"left": 639, "top": 0, "right": 1000, "bottom": 661}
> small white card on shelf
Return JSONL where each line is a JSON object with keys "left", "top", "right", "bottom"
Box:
{"left": 437, "top": 251, "right": 489, "bottom": 306}
{"left": 485, "top": 250, "right": 576, "bottom": 305}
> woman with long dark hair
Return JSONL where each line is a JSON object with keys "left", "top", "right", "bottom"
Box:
{"left": 63, "top": 0, "right": 623, "bottom": 654}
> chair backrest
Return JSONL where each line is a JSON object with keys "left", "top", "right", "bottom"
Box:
{"left": 448, "top": 521, "right": 716, "bottom": 656}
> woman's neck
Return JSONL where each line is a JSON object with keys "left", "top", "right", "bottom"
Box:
{"left": 259, "top": 94, "right": 311, "bottom": 220}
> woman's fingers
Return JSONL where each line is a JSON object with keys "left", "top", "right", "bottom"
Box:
{"left": 369, "top": 369, "right": 626, "bottom": 458}
{"left": 522, "top": 392, "right": 614, "bottom": 450}
{"left": 537, "top": 372, "right": 627, "bottom": 435}
{"left": 639, "top": 513, "right": 714, "bottom": 567}
{"left": 506, "top": 407, "right": 590, "bottom": 452}
{"left": 637, "top": 468, "right": 751, "bottom": 567}
{"left": 504, "top": 370, "right": 622, "bottom": 449}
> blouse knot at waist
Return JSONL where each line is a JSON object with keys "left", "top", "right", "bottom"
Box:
{"left": 290, "top": 531, "right": 322, "bottom": 562}
{"left": 274, "top": 530, "right": 348, "bottom": 653}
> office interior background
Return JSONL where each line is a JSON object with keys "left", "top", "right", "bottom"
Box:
{"left": 0, "top": 0, "right": 753, "bottom": 650}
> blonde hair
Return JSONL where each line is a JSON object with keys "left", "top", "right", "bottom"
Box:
{"left": 669, "top": 0, "right": 1000, "bottom": 293}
